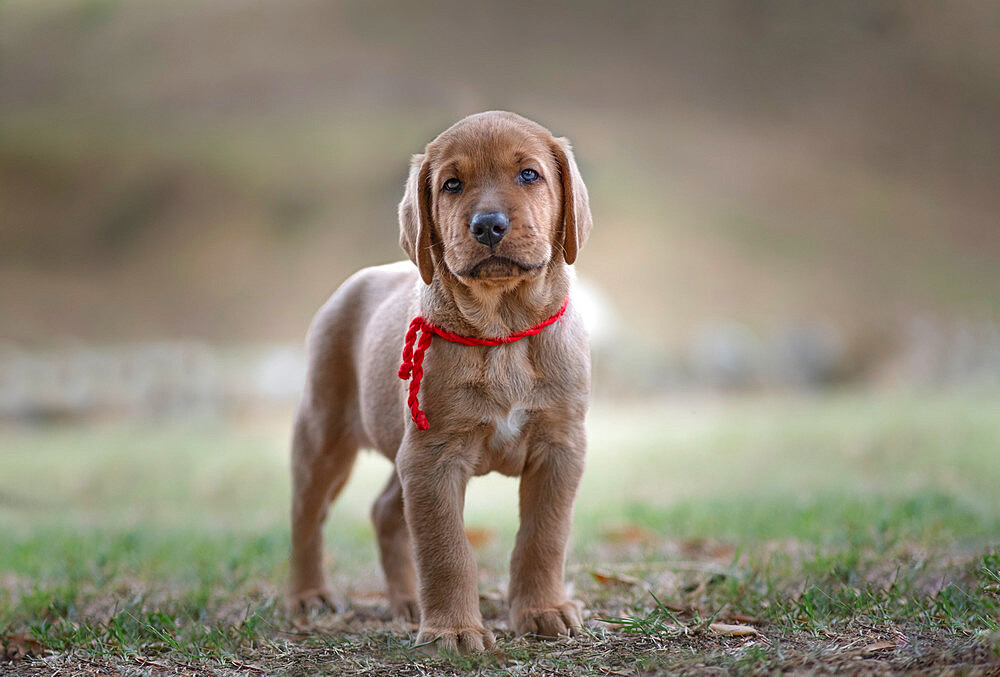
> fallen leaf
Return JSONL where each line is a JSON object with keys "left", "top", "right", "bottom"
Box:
{"left": 591, "top": 571, "right": 641, "bottom": 588}
{"left": 680, "top": 539, "right": 736, "bottom": 559}
{"left": 709, "top": 623, "right": 759, "bottom": 637}
{"left": 602, "top": 524, "right": 655, "bottom": 545}
{"left": 1, "top": 632, "right": 44, "bottom": 662}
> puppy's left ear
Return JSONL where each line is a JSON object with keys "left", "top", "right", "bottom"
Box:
{"left": 398, "top": 153, "right": 436, "bottom": 285}
{"left": 551, "top": 137, "right": 592, "bottom": 265}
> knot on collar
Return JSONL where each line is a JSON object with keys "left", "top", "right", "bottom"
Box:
{"left": 397, "top": 298, "right": 569, "bottom": 430}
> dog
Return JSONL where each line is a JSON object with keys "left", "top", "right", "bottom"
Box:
{"left": 289, "top": 111, "right": 592, "bottom": 653}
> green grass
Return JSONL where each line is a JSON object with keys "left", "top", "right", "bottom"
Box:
{"left": 605, "top": 551, "right": 1000, "bottom": 636}
{"left": 2, "top": 392, "right": 999, "bottom": 673}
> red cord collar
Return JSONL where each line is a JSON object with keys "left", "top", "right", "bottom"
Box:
{"left": 398, "top": 298, "right": 569, "bottom": 430}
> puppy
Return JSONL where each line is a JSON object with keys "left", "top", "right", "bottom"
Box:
{"left": 290, "top": 111, "right": 592, "bottom": 653}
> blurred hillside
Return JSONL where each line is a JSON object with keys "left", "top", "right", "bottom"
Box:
{"left": 2, "top": 0, "right": 999, "bottom": 387}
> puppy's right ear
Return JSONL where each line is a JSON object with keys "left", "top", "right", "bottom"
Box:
{"left": 398, "top": 153, "right": 435, "bottom": 285}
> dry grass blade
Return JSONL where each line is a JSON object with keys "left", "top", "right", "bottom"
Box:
{"left": 860, "top": 641, "right": 897, "bottom": 654}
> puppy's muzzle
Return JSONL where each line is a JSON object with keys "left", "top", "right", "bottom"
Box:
{"left": 469, "top": 211, "right": 509, "bottom": 248}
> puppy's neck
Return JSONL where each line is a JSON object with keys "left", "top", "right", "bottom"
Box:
{"left": 421, "top": 262, "right": 571, "bottom": 339}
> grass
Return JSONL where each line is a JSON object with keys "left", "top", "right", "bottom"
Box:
{"left": 2, "top": 392, "right": 999, "bottom": 674}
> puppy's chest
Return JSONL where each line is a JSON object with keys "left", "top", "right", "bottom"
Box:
{"left": 430, "top": 337, "right": 567, "bottom": 475}
{"left": 453, "top": 340, "right": 541, "bottom": 410}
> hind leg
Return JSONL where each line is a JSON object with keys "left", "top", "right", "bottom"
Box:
{"left": 290, "top": 411, "right": 358, "bottom": 611}
{"left": 372, "top": 469, "right": 419, "bottom": 622}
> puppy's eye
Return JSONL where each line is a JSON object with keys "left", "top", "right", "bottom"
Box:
{"left": 442, "top": 178, "right": 462, "bottom": 193}
{"left": 518, "top": 168, "right": 540, "bottom": 184}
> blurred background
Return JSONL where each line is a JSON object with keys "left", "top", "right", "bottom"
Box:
{"left": 2, "top": 0, "right": 1000, "bottom": 421}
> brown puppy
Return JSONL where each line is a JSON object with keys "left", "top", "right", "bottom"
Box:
{"left": 290, "top": 111, "right": 593, "bottom": 653}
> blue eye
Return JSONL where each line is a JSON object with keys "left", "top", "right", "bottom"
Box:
{"left": 518, "top": 168, "right": 539, "bottom": 184}
{"left": 442, "top": 178, "right": 462, "bottom": 193}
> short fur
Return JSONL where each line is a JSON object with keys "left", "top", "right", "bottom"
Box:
{"left": 290, "top": 111, "right": 593, "bottom": 652}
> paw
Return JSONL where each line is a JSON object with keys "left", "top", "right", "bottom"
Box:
{"left": 511, "top": 600, "right": 583, "bottom": 638}
{"left": 390, "top": 597, "right": 420, "bottom": 623}
{"left": 289, "top": 588, "right": 339, "bottom": 616}
{"left": 416, "top": 624, "right": 495, "bottom": 653}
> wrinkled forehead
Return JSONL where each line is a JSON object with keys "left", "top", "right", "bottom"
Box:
{"left": 428, "top": 118, "right": 554, "bottom": 177}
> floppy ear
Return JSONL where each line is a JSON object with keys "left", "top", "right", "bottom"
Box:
{"left": 550, "top": 137, "right": 592, "bottom": 265}
{"left": 398, "top": 153, "right": 435, "bottom": 285}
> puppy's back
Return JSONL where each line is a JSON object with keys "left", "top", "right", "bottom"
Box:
{"left": 301, "top": 261, "right": 418, "bottom": 450}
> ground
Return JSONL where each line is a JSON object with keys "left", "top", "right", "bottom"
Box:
{"left": 2, "top": 393, "right": 999, "bottom": 675}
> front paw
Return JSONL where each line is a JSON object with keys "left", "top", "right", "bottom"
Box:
{"left": 416, "top": 623, "right": 495, "bottom": 653}
{"left": 511, "top": 599, "right": 583, "bottom": 638}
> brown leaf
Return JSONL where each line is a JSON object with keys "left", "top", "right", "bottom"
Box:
{"left": 1, "top": 632, "right": 45, "bottom": 662}
{"left": 709, "top": 622, "right": 759, "bottom": 637}
{"left": 681, "top": 539, "right": 736, "bottom": 559}
{"left": 602, "top": 524, "right": 655, "bottom": 545}
{"left": 590, "top": 570, "right": 641, "bottom": 588}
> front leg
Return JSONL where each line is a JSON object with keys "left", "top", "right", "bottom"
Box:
{"left": 509, "top": 419, "right": 586, "bottom": 637}
{"left": 397, "top": 437, "right": 495, "bottom": 653}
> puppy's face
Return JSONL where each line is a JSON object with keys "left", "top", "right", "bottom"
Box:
{"left": 429, "top": 118, "right": 560, "bottom": 281}
{"left": 399, "top": 112, "right": 591, "bottom": 286}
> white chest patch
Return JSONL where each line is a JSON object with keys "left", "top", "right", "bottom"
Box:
{"left": 489, "top": 406, "right": 528, "bottom": 449}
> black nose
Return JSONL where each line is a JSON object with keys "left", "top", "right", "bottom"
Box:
{"left": 469, "top": 211, "right": 509, "bottom": 247}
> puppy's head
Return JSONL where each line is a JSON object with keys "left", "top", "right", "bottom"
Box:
{"left": 399, "top": 111, "right": 591, "bottom": 286}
